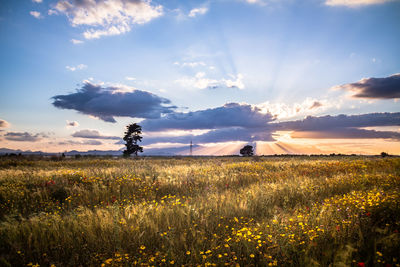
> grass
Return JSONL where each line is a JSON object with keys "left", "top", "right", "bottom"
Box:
{"left": 0, "top": 156, "right": 399, "bottom": 266}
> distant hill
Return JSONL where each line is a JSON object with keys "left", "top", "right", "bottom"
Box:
{"left": 0, "top": 148, "right": 53, "bottom": 155}
{"left": 0, "top": 145, "right": 201, "bottom": 156}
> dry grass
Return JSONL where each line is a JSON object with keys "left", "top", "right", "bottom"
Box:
{"left": 0, "top": 156, "right": 399, "bottom": 266}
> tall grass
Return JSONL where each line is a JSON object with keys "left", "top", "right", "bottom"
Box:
{"left": 0, "top": 156, "right": 399, "bottom": 266}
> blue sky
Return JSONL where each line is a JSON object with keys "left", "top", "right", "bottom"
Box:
{"left": 0, "top": 0, "right": 399, "bottom": 155}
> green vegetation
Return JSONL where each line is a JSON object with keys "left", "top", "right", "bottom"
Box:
{"left": 0, "top": 156, "right": 399, "bottom": 266}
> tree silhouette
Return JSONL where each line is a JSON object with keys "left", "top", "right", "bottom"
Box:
{"left": 240, "top": 145, "right": 254, "bottom": 157}
{"left": 123, "top": 123, "right": 143, "bottom": 157}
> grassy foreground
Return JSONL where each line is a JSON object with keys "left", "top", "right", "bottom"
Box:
{"left": 0, "top": 156, "right": 399, "bottom": 266}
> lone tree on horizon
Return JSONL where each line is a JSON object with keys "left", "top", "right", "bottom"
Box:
{"left": 123, "top": 123, "right": 143, "bottom": 157}
{"left": 240, "top": 145, "right": 254, "bottom": 157}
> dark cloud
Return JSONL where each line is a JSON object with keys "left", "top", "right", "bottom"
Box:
{"left": 275, "top": 112, "right": 400, "bottom": 140}
{"left": 66, "top": 120, "right": 79, "bottom": 127}
{"left": 291, "top": 128, "right": 400, "bottom": 140}
{"left": 58, "top": 140, "right": 102, "bottom": 146}
{"left": 139, "top": 100, "right": 399, "bottom": 144}
{"left": 275, "top": 112, "right": 400, "bottom": 131}
{"left": 142, "top": 127, "right": 274, "bottom": 145}
{"left": 0, "top": 119, "right": 10, "bottom": 128}
{"left": 72, "top": 129, "right": 120, "bottom": 140}
{"left": 309, "top": 101, "right": 323, "bottom": 109}
{"left": 52, "top": 82, "right": 176, "bottom": 123}
{"left": 337, "top": 73, "right": 400, "bottom": 99}
{"left": 140, "top": 110, "right": 400, "bottom": 144}
{"left": 141, "top": 103, "right": 275, "bottom": 131}
{"left": 194, "top": 127, "right": 274, "bottom": 143}
{"left": 4, "top": 132, "right": 46, "bottom": 142}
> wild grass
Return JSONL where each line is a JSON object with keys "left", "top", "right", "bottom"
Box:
{"left": 0, "top": 156, "right": 399, "bottom": 266}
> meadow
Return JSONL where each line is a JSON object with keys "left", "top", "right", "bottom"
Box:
{"left": 0, "top": 156, "right": 399, "bottom": 266}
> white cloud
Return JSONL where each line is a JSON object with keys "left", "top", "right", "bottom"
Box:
{"left": 83, "top": 24, "right": 130, "bottom": 39}
{"left": 66, "top": 64, "right": 87, "bottom": 71}
{"left": 48, "top": 9, "right": 58, "bottom": 15}
{"left": 325, "top": 0, "right": 393, "bottom": 6}
{"left": 175, "top": 72, "right": 218, "bottom": 89}
{"left": 32, "top": 0, "right": 43, "bottom": 3}
{"left": 54, "top": 0, "right": 163, "bottom": 39}
{"left": 125, "top": 76, "right": 136, "bottom": 81}
{"left": 30, "top": 11, "right": 42, "bottom": 19}
{"left": 257, "top": 98, "right": 335, "bottom": 120}
{"left": 243, "top": 0, "right": 268, "bottom": 5}
{"left": 188, "top": 7, "right": 208, "bottom": 17}
{"left": 174, "top": 61, "right": 206, "bottom": 68}
{"left": 175, "top": 72, "right": 245, "bottom": 90}
{"left": 224, "top": 74, "right": 245, "bottom": 90}
{"left": 71, "top": 39, "right": 84, "bottom": 44}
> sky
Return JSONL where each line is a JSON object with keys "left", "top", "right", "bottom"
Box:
{"left": 0, "top": 0, "right": 399, "bottom": 155}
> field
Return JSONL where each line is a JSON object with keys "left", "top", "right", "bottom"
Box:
{"left": 0, "top": 156, "right": 399, "bottom": 266}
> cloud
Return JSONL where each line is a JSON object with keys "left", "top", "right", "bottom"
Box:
{"left": 66, "top": 64, "right": 87, "bottom": 71}
{"left": 275, "top": 112, "right": 400, "bottom": 140}
{"left": 4, "top": 132, "right": 46, "bottom": 142}
{"left": 72, "top": 129, "right": 120, "bottom": 140}
{"left": 325, "top": 0, "right": 394, "bottom": 7}
{"left": 224, "top": 74, "right": 245, "bottom": 90}
{"left": 139, "top": 98, "right": 399, "bottom": 144}
{"left": 54, "top": 0, "right": 163, "bottom": 39}
{"left": 30, "top": 11, "right": 42, "bottom": 19}
{"left": 52, "top": 82, "right": 176, "bottom": 122}
{"left": 175, "top": 72, "right": 245, "bottom": 89}
{"left": 66, "top": 120, "right": 79, "bottom": 127}
{"left": 175, "top": 72, "right": 218, "bottom": 89}
{"left": 125, "top": 76, "right": 136, "bottom": 81}
{"left": 291, "top": 128, "right": 400, "bottom": 140}
{"left": 257, "top": 98, "right": 330, "bottom": 120}
{"left": 188, "top": 7, "right": 208, "bottom": 17}
{"left": 48, "top": 9, "right": 58, "bottom": 15}
{"left": 245, "top": 0, "right": 264, "bottom": 4}
{"left": 276, "top": 112, "right": 400, "bottom": 131}
{"left": 58, "top": 140, "right": 102, "bottom": 146}
{"left": 32, "top": 0, "right": 43, "bottom": 3}
{"left": 0, "top": 119, "right": 10, "bottom": 128}
{"left": 334, "top": 73, "right": 400, "bottom": 99}
{"left": 173, "top": 61, "right": 206, "bottom": 68}
{"left": 309, "top": 101, "right": 323, "bottom": 109}
{"left": 141, "top": 102, "right": 275, "bottom": 131}
{"left": 143, "top": 127, "right": 274, "bottom": 145}
{"left": 71, "top": 39, "right": 84, "bottom": 44}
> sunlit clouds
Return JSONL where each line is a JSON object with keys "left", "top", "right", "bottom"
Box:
{"left": 30, "top": 11, "right": 42, "bottom": 19}
{"left": 325, "top": 0, "right": 395, "bottom": 7}
{"left": 52, "top": 0, "right": 163, "bottom": 39}
{"left": 175, "top": 72, "right": 245, "bottom": 90}
{"left": 0, "top": 119, "right": 10, "bottom": 129}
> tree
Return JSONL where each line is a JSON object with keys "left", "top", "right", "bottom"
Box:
{"left": 123, "top": 123, "right": 143, "bottom": 157}
{"left": 240, "top": 145, "right": 254, "bottom": 157}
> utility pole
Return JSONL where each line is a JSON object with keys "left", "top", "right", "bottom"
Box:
{"left": 190, "top": 140, "right": 193, "bottom": 156}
